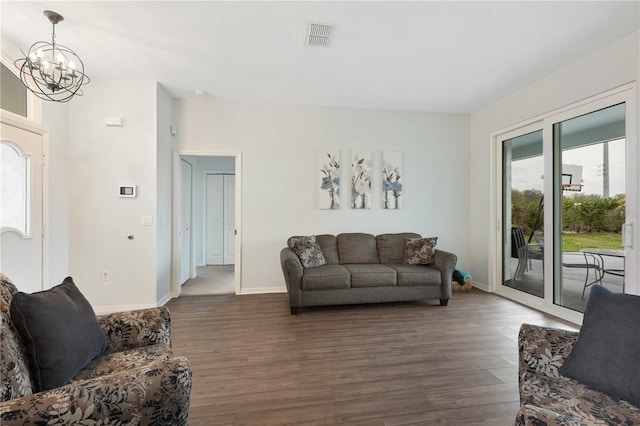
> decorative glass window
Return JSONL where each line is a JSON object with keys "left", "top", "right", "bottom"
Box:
{"left": 0, "top": 141, "right": 31, "bottom": 237}
{"left": 1, "top": 62, "right": 27, "bottom": 117}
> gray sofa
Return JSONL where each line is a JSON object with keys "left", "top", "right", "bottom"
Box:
{"left": 280, "top": 232, "right": 457, "bottom": 314}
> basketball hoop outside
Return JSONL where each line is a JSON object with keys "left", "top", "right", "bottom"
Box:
{"left": 562, "top": 183, "right": 583, "bottom": 192}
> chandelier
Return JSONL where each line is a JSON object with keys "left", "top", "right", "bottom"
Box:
{"left": 14, "top": 10, "right": 89, "bottom": 103}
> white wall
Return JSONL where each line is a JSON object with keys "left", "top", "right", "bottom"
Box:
{"left": 469, "top": 31, "right": 640, "bottom": 287}
{"left": 41, "top": 101, "right": 70, "bottom": 287}
{"left": 191, "top": 156, "right": 235, "bottom": 266}
{"left": 67, "top": 80, "right": 159, "bottom": 311}
{"left": 177, "top": 100, "right": 470, "bottom": 293}
{"left": 156, "top": 84, "right": 174, "bottom": 304}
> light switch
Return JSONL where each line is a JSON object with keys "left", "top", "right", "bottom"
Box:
{"left": 142, "top": 216, "right": 153, "bottom": 226}
{"left": 105, "top": 116, "right": 123, "bottom": 127}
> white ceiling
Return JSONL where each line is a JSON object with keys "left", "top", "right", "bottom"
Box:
{"left": 1, "top": 1, "right": 638, "bottom": 113}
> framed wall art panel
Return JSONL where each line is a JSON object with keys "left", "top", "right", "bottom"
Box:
{"left": 382, "top": 151, "right": 403, "bottom": 209}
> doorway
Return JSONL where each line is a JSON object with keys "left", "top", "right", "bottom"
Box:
{"left": 0, "top": 115, "right": 47, "bottom": 293}
{"left": 172, "top": 153, "right": 241, "bottom": 297}
{"left": 551, "top": 103, "right": 628, "bottom": 312}
{"left": 494, "top": 85, "right": 636, "bottom": 322}
{"left": 502, "top": 129, "right": 545, "bottom": 299}
{"left": 179, "top": 159, "right": 193, "bottom": 285}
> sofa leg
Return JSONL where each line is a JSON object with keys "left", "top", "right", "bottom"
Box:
{"left": 439, "top": 299, "right": 449, "bottom": 306}
{"left": 290, "top": 307, "right": 298, "bottom": 315}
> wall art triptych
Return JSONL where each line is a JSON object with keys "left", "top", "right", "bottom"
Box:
{"left": 318, "top": 150, "right": 341, "bottom": 210}
{"left": 351, "top": 150, "right": 372, "bottom": 209}
{"left": 382, "top": 151, "right": 403, "bottom": 209}
{"left": 318, "top": 150, "right": 402, "bottom": 210}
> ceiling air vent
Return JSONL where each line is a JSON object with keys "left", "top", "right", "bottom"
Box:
{"left": 306, "top": 22, "right": 334, "bottom": 47}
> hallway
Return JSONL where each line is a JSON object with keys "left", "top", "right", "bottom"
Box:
{"left": 181, "top": 265, "right": 235, "bottom": 296}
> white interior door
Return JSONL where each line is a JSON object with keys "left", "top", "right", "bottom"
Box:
{"left": 180, "top": 159, "right": 192, "bottom": 285}
{"left": 206, "top": 173, "right": 235, "bottom": 265}
{"left": 223, "top": 175, "right": 235, "bottom": 265}
{"left": 1, "top": 122, "right": 44, "bottom": 293}
{"left": 206, "top": 174, "right": 224, "bottom": 265}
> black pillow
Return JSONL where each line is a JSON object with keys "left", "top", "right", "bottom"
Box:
{"left": 10, "top": 277, "right": 108, "bottom": 392}
{"left": 559, "top": 285, "right": 640, "bottom": 406}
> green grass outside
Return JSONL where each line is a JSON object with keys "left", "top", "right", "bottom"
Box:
{"left": 562, "top": 232, "right": 623, "bottom": 252}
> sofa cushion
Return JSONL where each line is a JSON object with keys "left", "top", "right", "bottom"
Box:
{"left": 386, "top": 264, "right": 441, "bottom": 286}
{"left": 10, "top": 277, "right": 108, "bottom": 392}
{"left": 287, "top": 235, "right": 327, "bottom": 268}
{"left": 404, "top": 237, "right": 438, "bottom": 265}
{"left": 316, "top": 234, "right": 339, "bottom": 265}
{"left": 343, "top": 264, "right": 397, "bottom": 287}
{"left": 559, "top": 285, "right": 640, "bottom": 407}
{"left": 0, "top": 273, "right": 34, "bottom": 401}
{"left": 302, "top": 265, "right": 351, "bottom": 290}
{"left": 337, "top": 233, "right": 379, "bottom": 264}
{"left": 74, "top": 344, "right": 174, "bottom": 381}
{"left": 376, "top": 233, "right": 421, "bottom": 264}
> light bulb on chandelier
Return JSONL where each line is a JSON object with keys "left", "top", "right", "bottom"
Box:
{"left": 14, "top": 10, "right": 89, "bottom": 103}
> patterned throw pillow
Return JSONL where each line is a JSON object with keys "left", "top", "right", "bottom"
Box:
{"left": 287, "top": 235, "right": 327, "bottom": 268}
{"left": 404, "top": 237, "right": 438, "bottom": 265}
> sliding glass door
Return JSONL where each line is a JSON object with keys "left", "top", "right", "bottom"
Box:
{"left": 551, "top": 103, "right": 627, "bottom": 312}
{"left": 496, "top": 86, "right": 636, "bottom": 320}
{"left": 502, "top": 129, "right": 544, "bottom": 299}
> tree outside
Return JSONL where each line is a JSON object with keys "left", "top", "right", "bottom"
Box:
{"left": 511, "top": 189, "right": 625, "bottom": 250}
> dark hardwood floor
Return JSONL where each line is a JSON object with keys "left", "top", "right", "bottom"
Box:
{"left": 166, "top": 289, "right": 577, "bottom": 425}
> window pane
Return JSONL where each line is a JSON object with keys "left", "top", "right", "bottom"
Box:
{"left": 0, "top": 142, "right": 30, "bottom": 235}
{"left": 1, "top": 63, "right": 27, "bottom": 117}
{"left": 553, "top": 103, "right": 626, "bottom": 313}
{"left": 503, "top": 130, "right": 545, "bottom": 298}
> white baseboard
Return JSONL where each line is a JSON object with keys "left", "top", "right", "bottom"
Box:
{"left": 94, "top": 303, "right": 158, "bottom": 315}
{"left": 239, "top": 286, "right": 287, "bottom": 295}
{"left": 157, "top": 292, "right": 172, "bottom": 307}
{"left": 472, "top": 281, "right": 489, "bottom": 292}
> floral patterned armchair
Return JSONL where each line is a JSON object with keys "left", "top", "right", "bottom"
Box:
{"left": 516, "top": 323, "right": 640, "bottom": 425}
{"left": 0, "top": 274, "right": 192, "bottom": 425}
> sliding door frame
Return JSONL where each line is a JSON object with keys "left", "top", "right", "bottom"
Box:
{"left": 494, "top": 121, "right": 545, "bottom": 310}
{"left": 490, "top": 83, "right": 637, "bottom": 324}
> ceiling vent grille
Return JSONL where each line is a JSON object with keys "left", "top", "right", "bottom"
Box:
{"left": 306, "top": 23, "right": 334, "bottom": 47}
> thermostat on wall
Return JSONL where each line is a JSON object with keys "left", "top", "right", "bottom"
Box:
{"left": 119, "top": 185, "right": 137, "bottom": 198}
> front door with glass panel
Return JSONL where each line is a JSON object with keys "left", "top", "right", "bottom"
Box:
{"left": 1, "top": 122, "right": 44, "bottom": 293}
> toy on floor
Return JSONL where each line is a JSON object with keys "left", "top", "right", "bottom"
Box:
{"left": 452, "top": 268, "right": 473, "bottom": 292}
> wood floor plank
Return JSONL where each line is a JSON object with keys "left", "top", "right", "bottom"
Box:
{"left": 424, "top": 382, "right": 520, "bottom": 410}
{"left": 167, "top": 288, "right": 577, "bottom": 425}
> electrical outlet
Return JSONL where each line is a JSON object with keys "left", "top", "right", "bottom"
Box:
{"left": 101, "top": 270, "right": 110, "bottom": 281}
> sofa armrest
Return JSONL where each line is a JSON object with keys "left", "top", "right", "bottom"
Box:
{"left": 98, "top": 307, "right": 172, "bottom": 352}
{"left": 432, "top": 249, "right": 457, "bottom": 299}
{"left": 515, "top": 404, "right": 584, "bottom": 426}
{"left": 0, "top": 355, "right": 191, "bottom": 425}
{"left": 518, "top": 323, "right": 578, "bottom": 383}
{"left": 281, "top": 247, "right": 304, "bottom": 310}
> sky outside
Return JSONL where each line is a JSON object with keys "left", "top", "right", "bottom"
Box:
{"left": 511, "top": 139, "right": 625, "bottom": 197}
